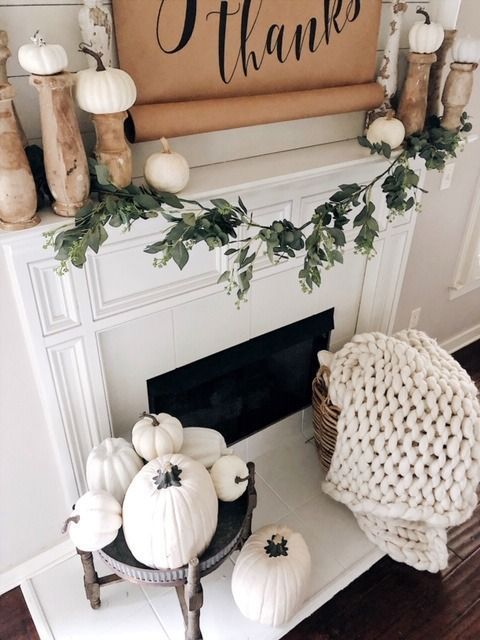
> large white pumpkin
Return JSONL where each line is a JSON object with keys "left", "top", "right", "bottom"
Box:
{"left": 452, "top": 36, "right": 480, "bottom": 64}
{"left": 366, "top": 113, "right": 405, "bottom": 150}
{"left": 62, "top": 490, "right": 122, "bottom": 552}
{"left": 123, "top": 453, "right": 218, "bottom": 569}
{"left": 132, "top": 412, "right": 183, "bottom": 461}
{"left": 144, "top": 138, "right": 190, "bottom": 194}
{"left": 180, "top": 427, "right": 233, "bottom": 468}
{"left": 75, "top": 44, "right": 137, "bottom": 115}
{"left": 18, "top": 32, "right": 68, "bottom": 76}
{"left": 232, "top": 525, "right": 311, "bottom": 627}
{"left": 86, "top": 437, "right": 143, "bottom": 504}
{"left": 409, "top": 9, "right": 444, "bottom": 54}
{"left": 210, "top": 455, "right": 249, "bottom": 502}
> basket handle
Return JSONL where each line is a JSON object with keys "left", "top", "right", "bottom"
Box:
{"left": 317, "top": 364, "right": 331, "bottom": 385}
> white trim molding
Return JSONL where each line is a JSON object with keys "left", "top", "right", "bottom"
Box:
{"left": 440, "top": 322, "right": 480, "bottom": 354}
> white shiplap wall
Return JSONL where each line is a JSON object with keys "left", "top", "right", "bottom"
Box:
{"left": 0, "top": 1, "right": 432, "bottom": 169}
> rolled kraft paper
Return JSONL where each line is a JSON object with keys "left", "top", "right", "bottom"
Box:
{"left": 127, "top": 82, "right": 384, "bottom": 142}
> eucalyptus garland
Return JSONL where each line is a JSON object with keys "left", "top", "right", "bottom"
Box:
{"left": 44, "top": 114, "right": 472, "bottom": 304}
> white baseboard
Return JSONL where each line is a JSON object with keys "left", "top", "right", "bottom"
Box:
{"left": 0, "top": 539, "right": 75, "bottom": 596}
{"left": 21, "top": 580, "right": 54, "bottom": 640}
{"left": 440, "top": 322, "right": 480, "bottom": 354}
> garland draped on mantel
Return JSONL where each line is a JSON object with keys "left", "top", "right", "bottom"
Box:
{"left": 44, "top": 115, "right": 472, "bottom": 304}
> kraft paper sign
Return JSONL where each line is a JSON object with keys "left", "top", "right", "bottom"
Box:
{"left": 112, "top": 0, "right": 384, "bottom": 142}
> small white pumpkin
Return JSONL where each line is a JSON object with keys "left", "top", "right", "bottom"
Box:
{"left": 366, "top": 112, "right": 406, "bottom": 150}
{"left": 232, "top": 525, "right": 311, "bottom": 627}
{"left": 132, "top": 412, "right": 183, "bottom": 461}
{"left": 75, "top": 44, "right": 137, "bottom": 114}
{"left": 210, "top": 455, "right": 249, "bottom": 502}
{"left": 86, "top": 437, "right": 143, "bottom": 504}
{"left": 144, "top": 138, "right": 190, "bottom": 194}
{"left": 180, "top": 427, "right": 233, "bottom": 468}
{"left": 62, "top": 490, "right": 122, "bottom": 552}
{"left": 123, "top": 453, "right": 218, "bottom": 569}
{"left": 18, "top": 31, "right": 68, "bottom": 76}
{"left": 409, "top": 9, "right": 444, "bottom": 55}
{"left": 452, "top": 36, "right": 480, "bottom": 64}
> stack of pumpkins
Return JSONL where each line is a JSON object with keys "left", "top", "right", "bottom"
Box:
{"left": 63, "top": 413, "right": 249, "bottom": 570}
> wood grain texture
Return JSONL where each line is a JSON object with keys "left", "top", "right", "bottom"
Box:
{"left": 0, "top": 588, "right": 39, "bottom": 640}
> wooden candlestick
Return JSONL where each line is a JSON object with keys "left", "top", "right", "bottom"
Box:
{"left": 92, "top": 112, "right": 132, "bottom": 188}
{"left": 441, "top": 62, "right": 478, "bottom": 131}
{"left": 427, "top": 29, "right": 457, "bottom": 119}
{"left": 0, "top": 85, "right": 39, "bottom": 231}
{"left": 398, "top": 52, "right": 437, "bottom": 136}
{"left": 30, "top": 72, "right": 90, "bottom": 217}
{"left": 0, "top": 30, "right": 28, "bottom": 147}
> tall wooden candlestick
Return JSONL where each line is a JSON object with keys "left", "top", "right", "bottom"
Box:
{"left": 92, "top": 112, "right": 132, "bottom": 188}
{"left": 0, "top": 85, "right": 39, "bottom": 230}
{"left": 30, "top": 72, "right": 90, "bottom": 217}
{"left": 0, "top": 30, "right": 28, "bottom": 147}
{"left": 442, "top": 62, "right": 478, "bottom": 131}
{"left": 427, "top": 30, "right": 457, "bottom": 118}
{"left": 398, "top": 52, "right": 437, "bottom": 136}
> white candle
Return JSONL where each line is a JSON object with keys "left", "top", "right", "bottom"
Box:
{"left": 436, "top": 0, "right": 463, "bottom": 30}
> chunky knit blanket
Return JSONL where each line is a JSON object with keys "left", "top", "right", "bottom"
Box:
{"left": 322, "top": 330, "right": 480, "bottom": 572}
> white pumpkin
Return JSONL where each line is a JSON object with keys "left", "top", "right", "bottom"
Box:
{"left": 232, "top": 525, "right": 311, "bottom": 627}
{"left": 180, "top": 427, "right": 233, "bottom": 468}
{"left": 210, "top": 455, "right": 249, "bottom": 502}
{"left": 144, "top": 138, "right": 190, "bottom": 194}
{"left": 62, "top": 490, "right": 122, "bottom": 552}
{"left": 409, "top": 9, "right": 444, "bottom": 54}
{"left": 75, "top": 44, "right": 137, "bottom": 114}
{"left": 452, "top": 36, "right": 480, "bottom": 64}
{"left": 132, "top": 412, "right": 183, "bottom": 461}
{"left": 123, "top": 453, "right": 218, "bottom": 569}
{"left": 18, "top": 31, "right": 68, "bottom": 76}
{"left": 86, "top": 437, "right": 143, "bottom": 504}
{"left": 366, "top": 112, "right": 406, "bottom": 149}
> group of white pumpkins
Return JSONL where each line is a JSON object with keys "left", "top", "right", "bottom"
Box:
{"left": 63, "top": 412, "right": 312, "bottom": 627}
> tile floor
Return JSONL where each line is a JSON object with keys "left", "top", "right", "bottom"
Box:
{"left": 22, "top": 411, "right": 383, "bottom": 640}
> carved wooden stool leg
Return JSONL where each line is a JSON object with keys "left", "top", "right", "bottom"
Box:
{"left": 186, "top": 558, "right": 203, "bottom": 640}
{"left": 77, "top": 549, "right": 101, "bottom": 609}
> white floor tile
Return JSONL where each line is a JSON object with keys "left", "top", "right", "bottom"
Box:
{"left": 246, "top": 411, "right": 305, "bottom": 461}
{"left": 251, "top": 475, "right": 291, "bottom": 532}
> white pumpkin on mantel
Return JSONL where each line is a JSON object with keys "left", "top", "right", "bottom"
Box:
{"left": 210, "top": 455, "right": 249, "bottom": 502}
{"left": 122, "top": 453, "right": 218, "bottom": 569}
{"left": 144, "top": 138, "right": 190, "bottom": 194}
{"left": 62, "top": 490, "right": 122, "bottom": 552}
{"left": 132, "top": 412, "right": 184, "bottom": 461}
{"left": 367, "top": 112, "right": 406, "bottom": 149}
{"left": 452, "top": 36, "right": 480, "bottom": 64}
{"left": 18, "top": 31, "right": 68, "bottom": 76}
{"left": 86, "top": 437, "right": 143, "bottom": 504}
{"left": 409, "top": 9, "right": 444, "bottom": 55}
{"left": 232, "top": 524, "right": 311, "bottom": 627}
{"left": 180, "top": 427, "right": 233, "bottom": 468}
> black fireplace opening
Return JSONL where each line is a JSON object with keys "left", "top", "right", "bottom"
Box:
{"left": 147, "top": 307, "right": 334, "bottom": 445}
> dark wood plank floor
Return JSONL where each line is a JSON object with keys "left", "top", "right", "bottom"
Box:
{"left": 1, "top": 342, "right": 479, "bottom": 640}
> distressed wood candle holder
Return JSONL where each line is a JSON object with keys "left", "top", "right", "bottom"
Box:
{"left": 0, "top": 84, "right": 39, "bottom": 231}
{"left": 442, "top": 62, "right": 478, "bottom": 131}
{"left": 0, "top": 30, "right": 28, "bottom": 147}
{"left": 398, "top": 52, "right": 437, "bottom": 136}
{"left": 30, "top": 72, "right": 90, "bottom": 217}
{"left": 427, "top": 29, "right": 457, "bottom": 119}
{"left": 92, "top": 112, "right": 132, "bottom": 189}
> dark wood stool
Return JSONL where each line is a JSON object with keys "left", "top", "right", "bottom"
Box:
{"left": 77, "top": 462, "right": 257, "bottom": 640}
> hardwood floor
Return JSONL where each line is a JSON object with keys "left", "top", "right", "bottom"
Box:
{"left": 1, "top": 341, "right": 479, "bottom": 640}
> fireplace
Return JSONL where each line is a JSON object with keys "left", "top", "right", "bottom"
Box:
{"left": 147, "top": 308, "right": 334, "bottom": 444}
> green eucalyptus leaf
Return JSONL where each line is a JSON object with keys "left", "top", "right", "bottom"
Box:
{"left": 172, "top": 242, "right": 189, "bottom": 269}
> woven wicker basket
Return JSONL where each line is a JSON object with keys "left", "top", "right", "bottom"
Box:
{"left": 312, "top": 365, "right": 341, "bottom": 473}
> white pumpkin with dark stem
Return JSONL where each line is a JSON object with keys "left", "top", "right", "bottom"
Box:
{"left": 367, "top": 111, "right": 405, "bottom": 150}
{"left": 409, "top": 9, "right": 444, "bottom": 55}
{"left": 122, "top": 453, "right": 218, "bottom": 569}
{"left": 209, "top": 455, "right": 249, "bottom": 502}
{"left": 86, "top": 437, "right": 143, "bottom": 504}
{"left": 18, "top": 31, "right": 68, "bottom": 76}
{"left": 180, "top": 427, "right": 233, "bottom": 468}
{"left": 144, "top": 138, "right": 190, "bottom": 194}
{"left": 232, "top": 525, "right": 311, "bottom": 627}
{"left": 62, "top": 490, "right": 122, "bottom": 552}
{"left": 132, "top": 412, "right": 183, "bottom": 461}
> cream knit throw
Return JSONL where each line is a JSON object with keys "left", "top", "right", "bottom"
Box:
{"left": 322, "top": 330, "right": 480, "bottom": 573}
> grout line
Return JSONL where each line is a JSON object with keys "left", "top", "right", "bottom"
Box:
{"left": 140, "top": 585, "right": 174, "bottom": 640}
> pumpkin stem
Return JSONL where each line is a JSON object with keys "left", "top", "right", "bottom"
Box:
{"left": 31, "top": 31, "right": 46, "bottom": 47}
{"left": 264, "top": 535, "right": 289, "bottom": 558}
{"left": 61, "top": 515, "right": 80, "bottom": 534}
{"left": 416, "top": 8, "right": 431, "bottom": 25}
{"left": 141, "top": 411, "right": 160, "bottom": 426}
{"left": 79, "top": 42, "right": 106, "bottom": 72}
{"left": 234, "top": 475, "right": 249, "bottom": 484}
{"left": 160, "top": 137, "right": 172, "bottom": 154}
{"left": 153, "top": 463, "right": 182, "bottom": 490}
